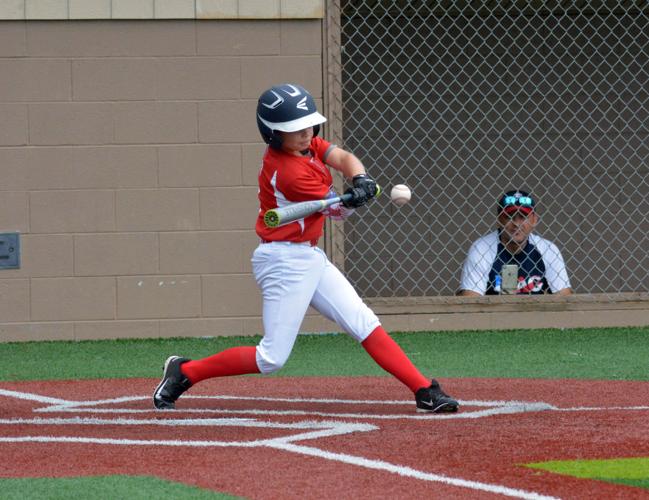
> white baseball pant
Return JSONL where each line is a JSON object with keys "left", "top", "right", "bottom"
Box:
{"left": 251, "top": 241, "right": 380, "bottom": 374}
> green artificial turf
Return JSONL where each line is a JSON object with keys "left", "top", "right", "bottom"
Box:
{"left": 0, "top": 326, "right": 647, "bottom": 381}
{"left": 610, "top": 478, "right": 649, "bottom": 489}
{"left": 0, "top": 476, "right": 244, "bottom": 500}
{"left": 525, "top": 457, "right": 649, "bottom": 490}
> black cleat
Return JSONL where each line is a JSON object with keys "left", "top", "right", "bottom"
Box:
{"left": 153, "top": 356, "right": 192, "bottom": 410}
{"left": 415, "top": 379, "right": 459, "bottom": 413}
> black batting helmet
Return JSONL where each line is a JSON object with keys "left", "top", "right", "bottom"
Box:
{"left": 256, "top": 83, "right": 326, "bottom": 150}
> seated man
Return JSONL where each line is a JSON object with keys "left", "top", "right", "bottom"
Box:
{"left": 458, "top": 190, "right": 572, "bottom": 296}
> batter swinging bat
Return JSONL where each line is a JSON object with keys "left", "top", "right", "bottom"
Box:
{"left": 264, "top": 193, "right": 353, "bottom": 228}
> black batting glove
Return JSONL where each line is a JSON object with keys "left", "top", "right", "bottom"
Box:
{"left": 352, "top": 174, "right": 379, "bottom": 199}
{"left": 342, "top": 187, "right": 370, "bottom": 208}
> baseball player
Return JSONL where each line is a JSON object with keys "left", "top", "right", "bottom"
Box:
{"left": 458, "top": 190, "right": 572, "bottom": 296}
{"left": 154, "top": 83, "right": 458, "bottom": 414}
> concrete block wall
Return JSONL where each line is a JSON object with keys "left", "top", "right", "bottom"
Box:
{"left": 0, "top": 6, "right": 338, "bottom": 342}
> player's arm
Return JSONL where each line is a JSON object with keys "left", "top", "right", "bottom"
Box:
{"left": 324, "top": 146, "right": 365, "bottom": 178}
{"left": 324, "top": 147, "right": 379, "bottom": 208}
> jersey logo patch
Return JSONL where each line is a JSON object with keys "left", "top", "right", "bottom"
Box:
{"left": 517, "top": 275, "right": 544, "bottom": 293}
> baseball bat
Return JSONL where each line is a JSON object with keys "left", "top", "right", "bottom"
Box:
{"left": 264, "top": 193, "right": 353, "bottom": 228}
{"left": 263, "top": 185, "right": 382, "bottom": 228}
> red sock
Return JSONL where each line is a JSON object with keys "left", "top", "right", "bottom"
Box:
{"left": 361, "top": 326, "right": 430, "bottom": 393}
{"left": 181, "top": 346, "right": 260, "bottom": 385}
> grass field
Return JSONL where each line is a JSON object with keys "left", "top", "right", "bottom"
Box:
{"left": 0, "top": 476, "right": 243, "bottom": 500}
{"left": 1, "top": 326, "right": 648, "bottom": 498}
{"left": 2, "top": 326, "right": 648, "bottom": 381}
{"left": 526, "top": 458, "right": 649, "bottom": 490}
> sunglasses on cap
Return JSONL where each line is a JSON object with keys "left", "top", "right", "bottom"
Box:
{"left": 502, "top": 195, "right": 533, "bottom": 207}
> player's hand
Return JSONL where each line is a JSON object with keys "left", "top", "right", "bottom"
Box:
{"left": 324, "top": 202, "right": 355, "bottom": 220}
{"left": 342, "top": 187, "right": 370, "bottom": 208}
{"left": 322, "top": 188, "right": 355, "bottom": 219}
{"left": 352, "top": 174, "right": 379, "bottom": 200}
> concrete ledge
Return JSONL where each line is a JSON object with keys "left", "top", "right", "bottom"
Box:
{"left": 367, "top": 292, "right": 649, "bottom": 313}
{"left": 367, "top": 293, "right": 649, "bottom": 331}
{"left": 0, "top": 0, "right": 324, "bottom": 20}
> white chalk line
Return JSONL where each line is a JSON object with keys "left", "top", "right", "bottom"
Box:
{"left": 0, "top": 388, "right": 547, "bottom": 409}
{"left": 13, "top": 390, "right": 555, "bottom": 419}
{"left": 0, "top": 435, "right": 262, "bottom": 448}
{"left": 0, "top": 388, "right": 78, "bottom": 405}
{"left": 0, "top": 416, "right": 377, "bottom": 432}
{"left": 0, "top": 416, "right": 376, "bottom": 449}
{"left": 268, "top": 442, "right": 558, "bottom": 500}
{"left": 556, "top": 406, "right": 649, "bottom": 411}
{"left": 34, "top": 403, "right": 556, "bottom": 420}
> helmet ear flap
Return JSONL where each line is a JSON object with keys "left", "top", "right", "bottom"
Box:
{"left": 257, "top": 115, "right": 283, "bottom": 150}
{"left": 268, "top": 134, "right": 283, "bottom": 150}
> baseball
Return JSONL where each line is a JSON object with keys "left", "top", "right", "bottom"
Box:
{"left": 390, "top": 184, "right": 411, "bottom": 206}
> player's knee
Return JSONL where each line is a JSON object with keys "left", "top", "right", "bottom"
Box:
{"left": 255, "top": 350, "right": 287, "bottom": 374}
{"left": 258, "top": 358, "right": 286, "bottom": 374}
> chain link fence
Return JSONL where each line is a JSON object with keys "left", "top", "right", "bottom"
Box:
{"left": 328, "top": 0, "right": 649, "bottom": 297}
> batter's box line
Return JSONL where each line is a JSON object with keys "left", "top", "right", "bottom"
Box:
{"left": 19, "top": 389, "right": 645, "bottom": 417}
{"left": 0, "top": 388, "right": 555, "bottom": 419}
{"left": 0, "top": 415, "right": 377, "bottom": 444}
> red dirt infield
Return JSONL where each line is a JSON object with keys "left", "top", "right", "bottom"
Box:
{"left": 1, "top": 377, "right": 648, "bottom": 499}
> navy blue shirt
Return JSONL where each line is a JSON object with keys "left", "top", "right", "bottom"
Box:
{"left": 486, "top": 240, "right": 549, "bottom": 294}
{"left": 460, "top": 231, "right": 571, "bottom": 295}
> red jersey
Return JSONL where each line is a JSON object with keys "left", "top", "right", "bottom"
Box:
{"left": 256, "top": 136, "right": 334, "bottom": 243}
